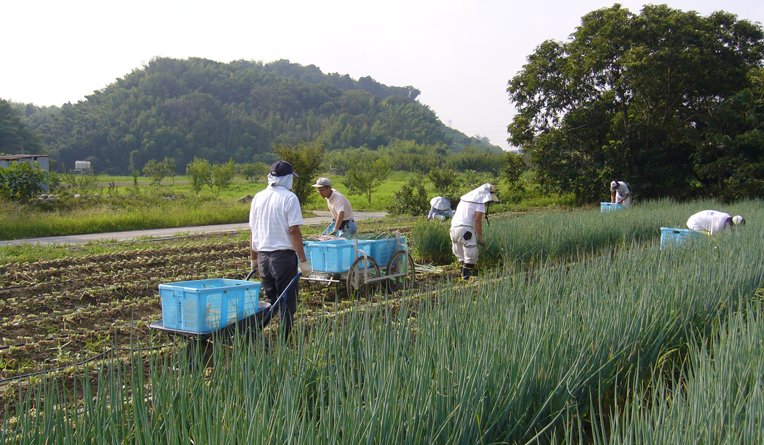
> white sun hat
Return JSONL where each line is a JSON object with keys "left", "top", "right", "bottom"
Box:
{"left": 430, "top": 196, "right": 451, "bottom": 210}
{"left": 460, "top": 184, "right": 500, "bottom": 204}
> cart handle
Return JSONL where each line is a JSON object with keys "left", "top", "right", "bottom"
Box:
{"left": 322, "top": 220, "right": 336, "bottom": 235}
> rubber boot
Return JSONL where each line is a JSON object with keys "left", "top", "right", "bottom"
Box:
{"left": 461, "top": 263, "right": 475, "bottom": 281}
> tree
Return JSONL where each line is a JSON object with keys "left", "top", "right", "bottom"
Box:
{"left": 502, "top": 152, "right": 526, "bottom": 186}
{"left": 428, "top": 166, "right": 459, "bottom": 197}
{"left": 142, "top": 159, "right": 166, "bottom": 185}
{"left": 507, "top": 5, "right": 764, "bottom": 203}
{"left": 163, "top": 157, "right": 177, "bottom": 184}
{"left": 239, "top": 162, "right": 269, "bottom": 182}
{"left": 387, "top": 175, "right": 428, "bottom": 216}
{"left": 273, "top": 141, "right": 325, "bottom": 205}
{"left": 692, "top": 68, "right": 764, "bottom": 202}
{"left": 212, "top": 159, "right": 236, "bottom": 195}
{"left": 0, "top": 99, "right": 42, "bottom": 155}
{"left": 343, "top": 151, "right": 390, "bottom": 203}
{"left": 185, "top": 157, "right": 211, "bottom": 195}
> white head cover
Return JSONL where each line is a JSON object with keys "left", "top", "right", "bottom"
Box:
{"left": 732, "top": 215, "right": 745, "bottom": 226}
{"left": 610, "top": 181, "right": 619, "bottom": 190}
{"left": 267, "top": 173, "right": 294, "bottom": 190}
{"left": 430, "top": 196, "right": 451, "bottom": 210}
{"left": 460, "top": 184, "right": 499, "bottom": 204}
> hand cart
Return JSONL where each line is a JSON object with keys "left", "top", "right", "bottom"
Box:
{"left": 150, "top": 273, "right": 301, "bottom": 364}
{"left": 302, "top": 233, "right": 416, "bottom": 298}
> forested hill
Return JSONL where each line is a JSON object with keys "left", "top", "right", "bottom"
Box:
{"left": 12, "top": 57, "right": 500, "bottom": 174}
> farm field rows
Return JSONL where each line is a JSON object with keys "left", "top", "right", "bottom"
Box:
{"left": 2, "top": 200, "right": 763, "bottom": 443}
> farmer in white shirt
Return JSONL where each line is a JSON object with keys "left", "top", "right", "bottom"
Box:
{"left": 311, "top": 177, "right": 357, "bottom": 237}
{"left": 686, "top": 210, "right": 745, "bottom": 235}
{"left": 450, "top": 184, "right": 499, "bottom": 281}
{"left": 249, "top": 160, "right": 312, "bottom": 341}
{"left": 610, "top": 180, "right": 632, "bottom": 207}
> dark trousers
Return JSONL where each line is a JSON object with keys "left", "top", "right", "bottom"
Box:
{"left": 257, "top": 250, "right": 299, "bottom": 340}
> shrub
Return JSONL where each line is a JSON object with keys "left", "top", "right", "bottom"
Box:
{"left": 387, "top": 176, "right": 428, "bottom": 216}
{"left": 0, "top": 161, "right": 46, "bottom": 202}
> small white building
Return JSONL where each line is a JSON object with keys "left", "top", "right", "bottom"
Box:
{"left": 0, "top": 154, "right": 50, "bottom": 193}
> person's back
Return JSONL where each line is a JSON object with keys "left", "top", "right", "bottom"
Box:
{"left": 250, "top": 185, "right": 302, "bottom": 252}
{"left": 686, "top": 210, "right": 731, "bottom": 235}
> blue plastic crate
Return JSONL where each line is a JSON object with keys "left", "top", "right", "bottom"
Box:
{"left": 367, "top": 237, "right": 407, "bottom": 267}
{"left": 601, "top": 202, "right": 624, "bottom": 212}
{"left": 158, "top": 279, "right": 261, "bottom": 334}
{"left": 660, "top": 227, "right": 702, "bottom": 250}
{"left": 303, "top": 239, "right": 375, "bottom": 273}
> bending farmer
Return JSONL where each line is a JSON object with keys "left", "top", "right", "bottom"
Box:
{"left": 610, "top": 180, "right": 632, "bottom": 207}
{"left": 450, "top": 184, "right": 499, "bottom": 281}
{"left": 428, "top": 196, "right": 454, "bottom": 221}
{"left": 312, "top": 177, "right": 357, "bottom": 237}
{"left": 686, "top": 210, "right": 745, "bottom": 235}
{"left": 249, "top": 160, "right": 312, "bottom": 341}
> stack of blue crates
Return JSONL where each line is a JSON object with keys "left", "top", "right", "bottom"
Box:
{"left": 303, "top": 239, "right": 375, "bottom": 273}
{"left": 158, "top": 279, "right": 261, "bottom": 334}
{"left": 303, "top": 237, "right": 407, "bottom": 272}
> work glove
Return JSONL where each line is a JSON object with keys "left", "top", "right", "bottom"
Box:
{"left": 250, "top": 260, "right": 257, "bottom": 272}
{"left": 300, "top": 261, "right": 312, "bottom": 277}
{"left": 477, "top": 235, "right": 486, "bottom": 247}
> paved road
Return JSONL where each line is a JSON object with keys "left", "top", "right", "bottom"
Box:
{"left": 0, "top": 211, "right": 388, "bottom": 246}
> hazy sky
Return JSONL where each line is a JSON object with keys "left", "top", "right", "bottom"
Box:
{"left": 3, "top": 0, "right": 763, "bottom": 150}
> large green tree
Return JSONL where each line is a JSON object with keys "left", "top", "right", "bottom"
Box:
{"left": 508, "top": 5, "right": 764, "bottom": 203}
{"left": 0, "top": 100, "right": 42, "bottom": 155}
{"left": 692, "top": 68, "right": 764, "bottom": 202}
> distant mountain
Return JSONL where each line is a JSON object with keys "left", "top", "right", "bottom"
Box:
{"left": 12, "top": 57, "right": 500, "bottom": 174}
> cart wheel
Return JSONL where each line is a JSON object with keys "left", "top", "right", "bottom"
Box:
{"left": 386, "top": 250, "right": 416, "bottom": 292}
{"left": 346, "top": 256, "right": 381, "bottom": 299}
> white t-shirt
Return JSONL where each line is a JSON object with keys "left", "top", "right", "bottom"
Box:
{"left": 249, "top": 185, "right": 304, "bottom": 252}
{"left": 326, "top": 190, "right": 354, "bottom": 221}
{"left": 686, "top": 210, "right": 731, "bottom": 235}
{"left": 451, "top": 200, "right": 486, "bottom": 228}
{"left": 613, "top": 181, "right": 632, "bottom": 207}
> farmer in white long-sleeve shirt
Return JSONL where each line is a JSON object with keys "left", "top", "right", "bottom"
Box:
{"left": 450, "top": 184, "right": 499, "bottom": 281}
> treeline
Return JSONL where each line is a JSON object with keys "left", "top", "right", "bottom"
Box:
{"left": 6, "top": 58, "right": 498, "bottom": 175}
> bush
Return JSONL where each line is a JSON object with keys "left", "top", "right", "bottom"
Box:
{"left": 387, "top": 176, "right": 429, "bottom": 216}
{"left": 0, "top": 161, "right": 47, "bottom": 202}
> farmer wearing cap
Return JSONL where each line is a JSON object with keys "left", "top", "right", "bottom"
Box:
{"left": 686, "top": 210, "right": 745, "bottom": 235}
{"left": 249, "top": 160, "right": 312, "bottom": 341}
{"left": 427, "top": 196, "right": 454, "bottom": 221}
{"left": 450, "top": 184, "right": 499, "bottom": 281}
{"left": 311, "top": 177, "right": 357, "bottom": 237}
{"left": 610, "top": 180, "right": 632, "bottom": 207}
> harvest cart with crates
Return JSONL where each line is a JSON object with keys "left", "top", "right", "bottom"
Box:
{"left": 302, "top": 233, "right": 415, "bottom": 298}
{"left": 149, "top": 273, "right": 300, "bottom": 358}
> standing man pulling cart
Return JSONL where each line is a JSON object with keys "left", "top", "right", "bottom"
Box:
{"left": 249, "top": 160, "right": 312, "bottom": 341}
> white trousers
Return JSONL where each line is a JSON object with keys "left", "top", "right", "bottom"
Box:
{"left": 450, "top": 226, "right": 479, "bottom": 265}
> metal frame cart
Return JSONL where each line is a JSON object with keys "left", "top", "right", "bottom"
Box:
{"left": 302, "top": 233, "right": 416, "bottom": 298}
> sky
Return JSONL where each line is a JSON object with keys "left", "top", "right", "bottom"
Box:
{"left": 3, "top": 0, "right": 763, "bottom": 151}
